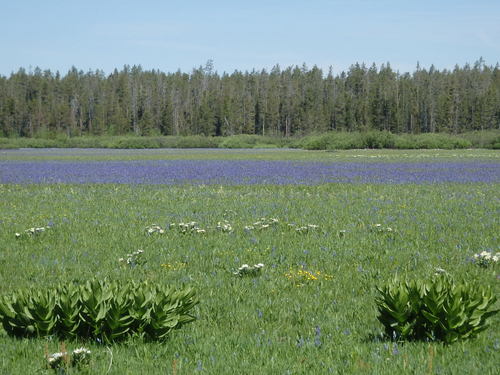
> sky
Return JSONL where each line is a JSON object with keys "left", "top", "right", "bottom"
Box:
{"left": 1, "top": 0, "right": 499, "bottom": 76}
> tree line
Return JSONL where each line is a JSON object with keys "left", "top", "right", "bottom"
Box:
{"left": 1, "top": 59, "right": 499, "bottom": 138}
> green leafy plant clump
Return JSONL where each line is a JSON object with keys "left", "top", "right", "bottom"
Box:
{"left": 0, "top": 279, "right": 198, "bottom": 343}
{"left": 376, "top": 275, "right": 498, "bottom": 344}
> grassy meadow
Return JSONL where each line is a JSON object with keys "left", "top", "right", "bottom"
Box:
{"left": 1, "top": 147, "right": 499, "bottom": 162}
{"left": 0, "top": 149, "right": 499, "bottom": 374}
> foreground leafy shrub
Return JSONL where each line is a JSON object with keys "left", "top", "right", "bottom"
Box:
{"left": 376, "top": 275, "right": 498, "bottom": 343}
{"left": 0, "top": 279, "right": 198, "bottom": 342}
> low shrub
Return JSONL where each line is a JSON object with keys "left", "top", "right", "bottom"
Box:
{"left": 18, "top": 138, "right": 60, "bottom": 148}
{"left": 299, "top": 132, "right": 363, "bottom": 150}
{"left": 395, "top": 133, "right": 472, "bottom": 149}
{"left": 173, "top": 135, "right": 219, "bottom": 148}
{"left": 1, "top": 130, "right": 498, "bottom": 150}
{"left": 112, "top": 137, "right": 162, "bottom": 149}
{"left": 0, "top": 279, "right": 198, "bottom": 342}
{"left": 375, "top": 275, "right": 498, "bottom": 343}
{"left": 361, "top": 131, "right": 396, "bottom": 149}
{"left": 460, "top": 130, "right": 500, "bottom": 149}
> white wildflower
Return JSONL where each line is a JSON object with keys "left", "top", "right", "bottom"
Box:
{"left": 234, "top": 263, "right": 264, "bottom": 277}
{"left": 47, "top": 352, "right": 67, "bottom": 368}
{"left": 216, "top": 221, "right": 233, "bottom": 232}
{"left": 146, "top": 224, "right": 165, "bottom": 235}
{"left": 72, "top": 347, "right": 91, "bottom": 355}
{"left": 473, "top": 250, "right": 498, "bottom": 268}
{"left": 71, "top": 347, "right": 91, "bottom": 366}
{"left": 50, "top": 352, "right": 66, "bottom": 359}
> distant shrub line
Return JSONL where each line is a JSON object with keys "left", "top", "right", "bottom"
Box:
{"left": 0, "top": 130, "right": 498, "bottom": 150}
{"left": 294, "top": 130, "right": 500, "bottom": 150}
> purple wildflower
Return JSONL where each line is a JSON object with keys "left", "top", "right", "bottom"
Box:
{"left": 0, "top": 160, "right": 498, "bottom": 185}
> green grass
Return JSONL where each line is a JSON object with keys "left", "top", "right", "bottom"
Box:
{"left": 0, "top": 181, "right": 499, "bottom": 374}
{"left": 1, "top": 148, "right": 499, "bottom": 162}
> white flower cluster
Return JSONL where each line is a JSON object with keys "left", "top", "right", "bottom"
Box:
{"left": 288, "top": 224, "right": 319, "bottom": 233}
{"left": 233, "top": 263, "right": 264, "bottom": 277}
{"left": 47, "top": 347, "right": 91, "bottom": 369}
{"left": 119, "top": 249, "right": 145, "bottom": 267}
{"left": 145, "top": 224, "right": 165, "bottom": 235}
{"left": 71, "top": 347, "right": 91, "bottom": 365}
{"left": 171, "top": 221, "right": 206, "bottom": 234}
{"left": 473, "top": 251, "right": 500, "bottom": 268}
{"left": 146, "top": 222, "right": 206, "bottom": 234}
{"left": 216, "top": 220, "right": 233, "bottom": 232}
{"left": 370, "top": 224, "right": 394, "bottom": 233}
{"left": 47, "top": 352, "right": 67, "bottom": 368}
{"left": 245, "top": 217, "right": 279, "bottom": 231}
{"left": 15, "top": 226, "right": 49, "bottom": 238}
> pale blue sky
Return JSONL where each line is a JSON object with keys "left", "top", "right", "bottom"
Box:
{"left": 1, "top": 0, "right": 499, "bottom": 75}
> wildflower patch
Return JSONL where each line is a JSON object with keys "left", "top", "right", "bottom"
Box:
{"left": 15, "top": 226, "right": 50, "bottom": 238}
{"left": 47, "top": 346, "right": 91, "bottom": 370}
{"left": 473, "top": 250, "right": 499, "bottom": 268}
{"left": 285, "top": 266, "right": 333, "bottom": 286}
{"left": 118, "top": 249, "right": 145, "bottom": 267}
{"left": 233, "top": 263, "right": 264, "bottom": 277}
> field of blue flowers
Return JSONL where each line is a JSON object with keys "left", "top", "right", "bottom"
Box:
{"left": 0, "top": 148, "right": 498, "bottom": 374}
